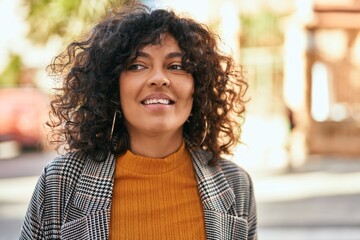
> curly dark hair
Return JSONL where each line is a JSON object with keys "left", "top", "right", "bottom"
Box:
{"left": 47, "top": 4, "right": 248, "bottom": 165}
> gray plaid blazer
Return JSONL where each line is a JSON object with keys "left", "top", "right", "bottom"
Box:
{"left": 20, "top": 147, "right": 257, "bottom": 240}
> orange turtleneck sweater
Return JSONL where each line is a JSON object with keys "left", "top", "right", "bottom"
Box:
{"left": 109, "top": 142, "right": 206, "bottom": 240}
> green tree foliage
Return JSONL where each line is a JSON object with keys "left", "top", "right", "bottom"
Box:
{"left": 25, "top": 0, "right": 138, "bottom": 44}
{"left": 0, "top": 54, "right": 22, "bottom": 87}
{"left": 240, "top": 10, "right": 284, "bottom": 47}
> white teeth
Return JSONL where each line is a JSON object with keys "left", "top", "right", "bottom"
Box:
{"left": 143, "top": 99, "right": 171, "bottom": 105}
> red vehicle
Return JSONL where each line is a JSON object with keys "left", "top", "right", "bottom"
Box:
{"left": 0, "top": 88, "right": 49, "bottom": 148}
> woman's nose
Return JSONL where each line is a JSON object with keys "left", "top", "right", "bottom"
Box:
{"left": 147, "top": 68, "right": 170, "bottom": 87}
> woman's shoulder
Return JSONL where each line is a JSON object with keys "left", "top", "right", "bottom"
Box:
{"left": 219, "top": 158, "right": 248, "bottom": 174}
{"left": 190, "top": 147, "right": 252, "bottom": 182}
{"left": 43, "top": 150, "right": 113, "bottom": 179}
{"left": 219, "top": 158, "right": 256, "bottom": 218}
{"left": 43, "top": 151, "right": 87, "bottom": 177}
{"left": 218, "top": 158, "right": 253, "bottom": 189}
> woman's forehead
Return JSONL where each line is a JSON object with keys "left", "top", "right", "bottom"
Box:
{"left": 133, "top": 33, "right": 184, "bottom": 58}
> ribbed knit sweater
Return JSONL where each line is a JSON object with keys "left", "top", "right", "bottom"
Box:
{"left": 109, "top": 142, "right": 206, "bottom": 239}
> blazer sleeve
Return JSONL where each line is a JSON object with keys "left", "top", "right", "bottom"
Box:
{"left": 246, "top": 171, "right": 258, "bottom": 240}
{"left": 19, "top": 168, "right": 47, "bottom": 240}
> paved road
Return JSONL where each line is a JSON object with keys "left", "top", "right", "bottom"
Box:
{"left": 1, "top": 151, "right": 360, "bottom": 239}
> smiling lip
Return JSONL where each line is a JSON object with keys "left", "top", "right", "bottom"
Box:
{"left": 141, "top": 93, "right": 175, "bottom": 105}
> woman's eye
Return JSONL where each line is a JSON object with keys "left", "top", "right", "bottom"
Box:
{"left": 169, "top": 64, "right": 184, "bottom": 70}
{"left": 127, "top": 64, "right": 145, "bottom": 71}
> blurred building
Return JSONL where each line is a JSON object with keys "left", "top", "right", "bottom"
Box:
{"left": 158, "top": 0, "right": 360, "bottom": 167}
{"left": 284, "top": 0, "right": 360, "bottom": 161}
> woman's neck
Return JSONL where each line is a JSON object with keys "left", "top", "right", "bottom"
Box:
{"left": 128, "top": 131, "right": 184, "bottom": 158}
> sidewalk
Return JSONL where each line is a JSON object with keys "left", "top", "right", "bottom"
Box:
{"left": 0, "top": 151, "right": 55, "bottom": 239}
{"left": 250, "top": 155, "right": 360, "bottom": 240}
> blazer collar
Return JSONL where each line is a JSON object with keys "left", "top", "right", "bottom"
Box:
{"left": 73, "top": 151, "right": 116, "bottom": 214}
{"left": 188, "top": 146, "right": 236, "bottom": 213}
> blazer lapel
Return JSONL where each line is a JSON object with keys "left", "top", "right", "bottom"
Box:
{"left": 189, "top": 148, "right": 236, "bottom": 212}
{"left": 74, "top": 151, "right": 116, "bottom": 213}
{"left": 189, "top": 148, "right": 249, "bottom": 240}
{"left": 61, "top": 151, "right": 116, "bottom": 240}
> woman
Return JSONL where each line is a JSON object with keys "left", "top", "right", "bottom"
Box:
{"left": 21, "top": 5, "right": 257, "bottom": 240}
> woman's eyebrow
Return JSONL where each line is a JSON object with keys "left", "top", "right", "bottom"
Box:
{"left": 136, "top": 51, "right": 183, "bottom": 59}
{"left": 136, "top": 51, "right": 150, "bottom": 58}
{"left": 166, "top": 52, "right": 183, "bottom": 59}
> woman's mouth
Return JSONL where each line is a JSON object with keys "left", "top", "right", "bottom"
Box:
{"left": 142, "top": 99, "right": 174, "bottom": 105}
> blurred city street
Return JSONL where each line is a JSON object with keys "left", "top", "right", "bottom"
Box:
{"left": 1, "top": 1, "right": 360, "bottom": 239}
{"left": 1, "top": 151, "right": 360, "bottom": 239}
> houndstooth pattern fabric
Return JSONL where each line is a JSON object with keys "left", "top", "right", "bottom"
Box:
{"left": 20, "top": 147, "right": 257, "bottom": 240}
{"left": 189, "top": 148, "right": 257, "bottom": 240}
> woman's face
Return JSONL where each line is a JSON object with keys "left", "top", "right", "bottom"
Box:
{"left": 119, "top": 33, "right": 194, "bottom": 139}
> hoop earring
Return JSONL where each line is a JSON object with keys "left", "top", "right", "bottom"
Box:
{"left": 110, "top": 109, "right": 122, "bottom": 142}
{"left": 199, "top": 118, "right": 208, "bottom": 145}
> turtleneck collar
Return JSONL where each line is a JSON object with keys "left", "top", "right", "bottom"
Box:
{"left": 116, "top": 141, "right": 188, "bottom": 175}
